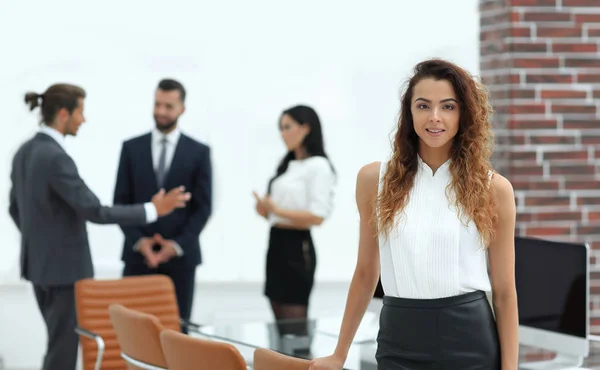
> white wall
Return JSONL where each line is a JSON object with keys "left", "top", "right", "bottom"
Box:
{"left": 0, "top": 0, "right": 480, "bottom": 368}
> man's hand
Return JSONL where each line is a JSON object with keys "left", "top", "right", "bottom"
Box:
{"left": 152, "top": 186, "right": 192, "bottom": 216}
{"left": 137, "top": 237, "right": 160, "bottom": 268}
{"left": 153, "top": 233, "right": 179, "bottom": 264}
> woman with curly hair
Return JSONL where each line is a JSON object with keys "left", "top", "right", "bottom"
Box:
{"left": 309, "top": 59, "right": 518, "bottom": 370}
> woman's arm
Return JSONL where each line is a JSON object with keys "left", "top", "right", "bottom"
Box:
{"left": 309, "top": 162, "right": 381, "bottom": 370}
{"left": 488, "top": 174, "right": 519, "bottom": 370}
{"left": 269, "top": 207, "right": 324, "bottom": 226}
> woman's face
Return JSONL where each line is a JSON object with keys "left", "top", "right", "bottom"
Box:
{"left": 410, "top": 78, "right": 460, "bottom": 152}
{"left": 280, "top": 114, "right": 310, "bottom": 151}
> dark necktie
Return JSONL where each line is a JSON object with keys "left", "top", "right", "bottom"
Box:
{"left": 156, "top": 137, "right": 168, "bottom": 188}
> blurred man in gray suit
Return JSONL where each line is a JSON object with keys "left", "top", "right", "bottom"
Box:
{"left": 8, "top": 83, "right": 191, "bottom": 370}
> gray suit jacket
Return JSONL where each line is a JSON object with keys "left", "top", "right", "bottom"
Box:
{"left": 8, "top": 133, "right": 148, "bottom": 286}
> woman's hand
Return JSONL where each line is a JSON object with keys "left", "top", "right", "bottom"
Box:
{"left": 253, "top": 191, "right": 279, "bottom": 215}
{"left": 308, "top": 354, "right": 345, "bottom": 370}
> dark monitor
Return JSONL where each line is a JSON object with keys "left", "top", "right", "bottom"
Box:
{"left": 515, "top": 236, "right": 588, "bottom": 339}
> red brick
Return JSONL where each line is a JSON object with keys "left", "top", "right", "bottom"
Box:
{"left": 553, "top": 43, "right": 598, "bottom": 53}
{"left": 537, "top": 27, "right": 582, "bottom": 38}
{"left": 574, "top": 14, "right": 600, "bottom": 23}
{"left": 578, "top": 74, "right": 600, "bottom": 83}
{"left": 582, "top": 136, "right": 600, "bottom": 145}
{"left": 512, "top": 0, "right": 556, "bottom": 5}
{"left": 512, "top": 164, "right": 544, "bottom": 176}
{"left": 523, "top": 11, "right": 571, "bottom": 22}
{"left": 480, "top": 29, "right": 510, "bottom": 42}
{"left": 525, "top": 196, "right": 570, "bottom": 207}
{"left": 517, "top": 213, "right": 535, "bottom": 223}
{"left": 522, "top": 352, "right": 554, "bottom": 361}
{"left": 565, "top": 180, "right": 600, "bottom": 190}
{"left": 578, "top": 197, "right": 600, "bottom": 206}
{"left": 540, "top": 90, "right": 587, "bottom": 99}
{"left": 509, "top": 135, "right": 526, "bottom": 145}
{"left": 526, "top": 226, "right": 571, "bottom": 236}
{"left": 481, "top": 11, "right": 511, "bottom": 27}
{"left": 480, "top": 42, "right": 506, "bottom": 56}
{"left": 512, "top": 89, "right": 536, "bottom": 99}
{"left": 480, "top": 1, "right": 504, "bottom": 13}
{"left": 511, "top": 11, "right": 521, "bottom": 22}
{"left": 526, "top": 73, "right": 573, "bottom": 84}
{"left": 537, "top": 211, "right": 582, "bottom": 222}
{"left": 564, "top": 120, "right": 600, "bottom": 129}
{"left": 551, "top": 104, "right": 596, "bottom": 114}
{"left": 589, "top": 28, "right": 600, "bottom": 37}
{"left": 565, "top": 58, "right": 600, "bottom": 68}
{"left": 482, "top": 73, "right": 520, "bottom": 85}
{"left": 543, "top": 150, "right": 588, "bottom": 161}
{"left": 550, "top": 164, "right": 595, "bottom": 175}
{"left": 590, "top": 212, "right": 600, "bottom": 221}
{"left": 490, "top": 89, "right": 509, "bottom": 100}
{"left": 511, "top": 151, "right": 537, "bottom": 160}
{"left": 512, "top": 27, "right": 532, "bottom": 38}
{"left": 564, "top": 0, "right": 600, "bottom": 6}
{"left": 512, "top": 180, "right": 560, "bottom": 191}
{"left": 513, "top": 57, "right": 561, "bottom": 69}
{"left": 595, "top": 90, "right": 600, "bottom": 99}
{"left": 508, "top": 119, "right": 557, "bottom": 130}
{"left": 509, "top": 104, "right": 547, "bottom": 114}
{"left": 577, "top": 226, "right": 600, "bottom": 235}
{"left": 511, "top": 42, "right": 548, "bottom": 53}
{"left": 529, "top": 135, "right": 576, "bottom": 145}
{"left": 482, "top": 58, "right": 514, "bottom": 70}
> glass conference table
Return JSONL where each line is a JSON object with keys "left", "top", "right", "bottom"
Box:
{"left": 190, "top": 313, "right": 381, "bottom": 370}
{"left": 191, "top": 315, "right": 600, "bottom": 370}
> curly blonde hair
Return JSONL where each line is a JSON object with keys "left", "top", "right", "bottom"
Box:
{"left": 377, "top": 59, "right": 497, "bottom": 247}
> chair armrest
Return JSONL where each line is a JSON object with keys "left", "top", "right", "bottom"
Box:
{"left": 75, "top": 326, "right": 105, "bottom": 370}
{"left": 180, "top": 318, "right": 203, "bottom": 333}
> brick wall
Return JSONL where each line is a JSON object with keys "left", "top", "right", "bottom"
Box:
{"left": 479, "top": 0, "right": 600, "bottom": 345}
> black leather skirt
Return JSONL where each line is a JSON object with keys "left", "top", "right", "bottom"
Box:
{"left": 376, "top": 290, "right": 501, "bottom": 370}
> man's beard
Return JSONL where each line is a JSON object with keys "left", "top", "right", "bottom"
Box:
{"left": 154, "top": 117, "right": 178, "bottom": 132}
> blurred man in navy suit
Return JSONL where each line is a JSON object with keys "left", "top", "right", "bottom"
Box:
{"left": 113, "top": 79, "right": 212, "bottom": 330}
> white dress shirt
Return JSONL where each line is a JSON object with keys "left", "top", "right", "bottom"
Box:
{"left": 146, "top": 127, "right": 184, "bottom": 256}
{"left": 377, "top": 157, "right": 492, "bottom": 299}
{"left": 39, "top": 125, "right": 158, "bottom": 223}
{"left": 268, "top": 156, "right": 336, "bottom": 226}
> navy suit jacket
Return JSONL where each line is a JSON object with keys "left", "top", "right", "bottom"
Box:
{"left": 113, "top": 132, "right": 212, "bottom": 266}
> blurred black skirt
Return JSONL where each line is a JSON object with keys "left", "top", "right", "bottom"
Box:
{"left": 264, "top": 227, "right": 316, "bottom": 305}
{"left": 376, "top": 290, "right": 501, "bottom": 369}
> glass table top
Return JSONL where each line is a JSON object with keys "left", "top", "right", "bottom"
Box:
{"left": 191, "top": 316, "right": 600, "bottom": 370}
{"left": 191, "top": 315, "right": 379, "bottom": 369}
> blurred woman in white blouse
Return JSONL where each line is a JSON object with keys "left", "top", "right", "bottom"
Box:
{"left": 254, "top": 105, "right": 336, "bottom": 322}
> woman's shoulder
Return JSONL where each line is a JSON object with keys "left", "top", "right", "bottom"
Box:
{"left": 305, "top": 155, "right": 334, "bottom": 172}
{"left": 357, "top": 161, "right": 382, "bottom": 190}
{"left": 489, "top": 171, "right": 514, "bottom": 203}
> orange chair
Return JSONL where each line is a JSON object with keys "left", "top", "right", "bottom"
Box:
{"left": 253, "top": 348, "right": 311, "bottom": 370}
{"left": 159, "top": 329, "right": 248, "bottom": 370}
{"left": 75, "top": 275, "right": 200, "bottom": 370}
{"left": 109, "top": 304, "right": 168, "bottom": 369}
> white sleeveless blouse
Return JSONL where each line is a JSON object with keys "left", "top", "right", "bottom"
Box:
{"left": 377, "top": 156, "right": 492, "bottom": 299}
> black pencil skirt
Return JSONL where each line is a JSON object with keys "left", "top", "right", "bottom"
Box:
{"left": 264, "top": 226, "right": 316, "bottom": 305}
{"left": 376, "top": 290, "right": 501, "bottom": 370}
